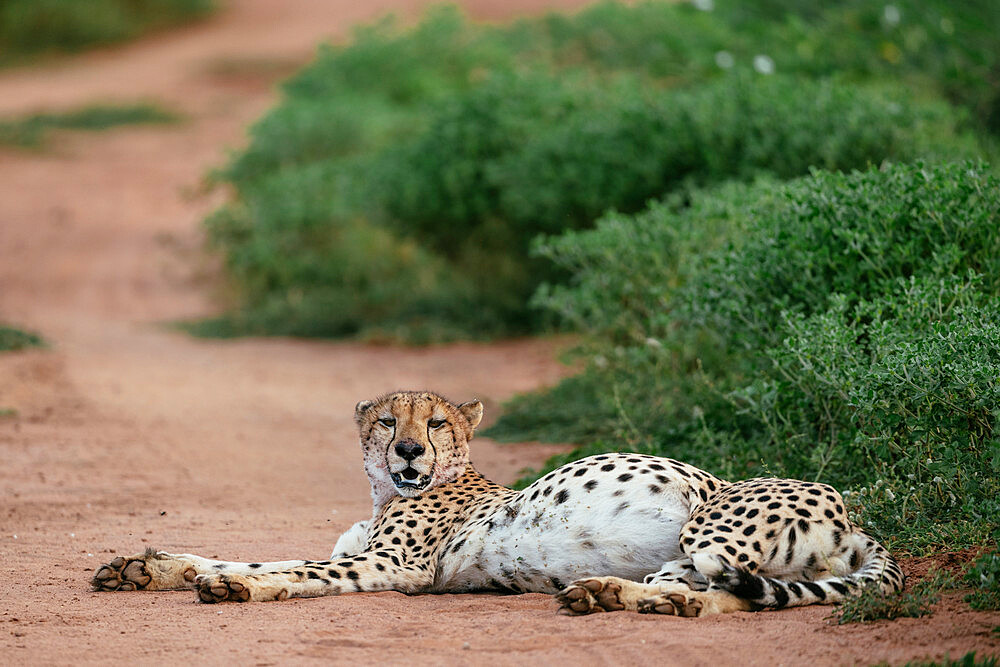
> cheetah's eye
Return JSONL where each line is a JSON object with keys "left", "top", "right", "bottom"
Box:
{"left": 378, "top": 417, "right": 396, "bottom": 427}
{"left": 428, "top": 418, "right": 446, "bottom": 429}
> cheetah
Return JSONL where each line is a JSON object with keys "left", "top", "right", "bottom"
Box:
{"left": 91, "top": 390, "right": 904, "bottom": 616}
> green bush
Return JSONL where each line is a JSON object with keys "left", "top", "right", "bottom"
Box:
{"left": 0, "top": 0, "right": 213, "bottom": 61}
{"left": 536, "top": 0, "right": 1000, "bottom": 135}
{"left": 206, "top": 68, "right": 973, "bottom": 338}
{"left": 202, "top": 1, "right": 996, "bottom": 341}
{"left": 487, "top": 162, "right": 1000, "bottom": 552}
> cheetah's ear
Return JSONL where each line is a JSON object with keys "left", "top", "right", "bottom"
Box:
{"left": 354, "top": 399, "right": 375, "bottom": 425}
{"left": 457, "top": 400, "right": 483, "bottom": 431}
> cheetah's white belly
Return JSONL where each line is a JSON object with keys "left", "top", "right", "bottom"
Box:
{"left": 434, "top": 474, "right": 690, "bottom": 593}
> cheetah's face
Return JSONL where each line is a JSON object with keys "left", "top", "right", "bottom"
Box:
{"left": 354, "top": 391, "right": 483, "bottom": 504}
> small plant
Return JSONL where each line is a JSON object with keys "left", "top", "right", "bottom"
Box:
{"left": 0, "top": 0, "right": 214, "bottom": 63}
{"left": 0, "top": 325, "right": 44, "bottom": 351}
{"left": 834, "top": 569, "right": 955, "bottom": 624}
{"left": 874, "top": 653, "right": 999, "bottom": 667}
{"left": 964, "top": 552, "right": 1000, "bottom": 611}
{"left": 0, "top": 103, "right": 178, "bottom": 148}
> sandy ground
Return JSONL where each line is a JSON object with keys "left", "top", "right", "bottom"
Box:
{"left": 0, "top": 0, "right": 997, "bottom": 664}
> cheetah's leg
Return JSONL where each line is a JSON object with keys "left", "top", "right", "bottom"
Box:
{"left": 556, "top": 576, "right": 751, "bottom": 617}
{"left": 642, "top": 557, "right": 710, "bottom": 590}
{"left": 192, "top": 549, "right": 433, "bottom": 603}
{"left": 330, "top": 520, "right": 370, "bottom": 558}
{"left": 91, "top": 549, "right": 316, "bottom": 592}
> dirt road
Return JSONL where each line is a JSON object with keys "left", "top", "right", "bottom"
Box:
{"left": 0, "top": 1, "right": 997, "bottom": 664}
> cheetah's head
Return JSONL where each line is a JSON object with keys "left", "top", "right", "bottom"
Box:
{"left": 354, "top": 391, "right": 483, "bottom": 506}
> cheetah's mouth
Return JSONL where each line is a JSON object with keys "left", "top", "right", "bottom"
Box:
{"left": 391, "top": 467, "right": 431, "bottom": 490}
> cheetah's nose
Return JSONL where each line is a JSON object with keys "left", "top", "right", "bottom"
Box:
{"left": 394, "top": 441, "right": 425, "bottom": 461}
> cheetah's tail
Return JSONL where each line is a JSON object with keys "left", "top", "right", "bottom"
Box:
{"left": 699, "top": 533, "right": 905, "bottom": 610}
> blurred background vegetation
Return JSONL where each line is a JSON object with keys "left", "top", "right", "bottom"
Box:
{"left": 193, "top": 1, "right": 999, "bottom": 566}
{"left": 0, "top": 0, "right": 213, "bottom": 64}
{"left": 195, "top": 0, "right": 998, "bottom": 341}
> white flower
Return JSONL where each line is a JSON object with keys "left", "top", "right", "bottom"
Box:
{"left": 692, "top": 0, "right": 714, "bottom": 11}
{"left": 885, "top": 489, "right": 896, "bottom": 501}
{"left": 714, "top": 51, "right": 735, "bottom": 69}
{"left": 883, "top": 5, "right": 901, "bottom": 26}
{"left": 645, "top": 337, "right": 662, "bottom": 348}
{"left": 753, "top": 55, "right": 775, "bottom": 75}
{"left": 932, "top": 476, "right": 943, "bottom": 484}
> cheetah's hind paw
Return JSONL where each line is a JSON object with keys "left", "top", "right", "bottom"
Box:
{"left": 194, "top": 573, "right": 255, "bottom": 603}
{"left": 637, "top": 592, "right": 703, "bottom": 617}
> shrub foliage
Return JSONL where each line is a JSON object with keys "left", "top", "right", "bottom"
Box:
{"left": 200, "top": 1, "right": 993, "bottom": 341}
{"left": 487, "top": 162, "right": 1000, "bottom": 552}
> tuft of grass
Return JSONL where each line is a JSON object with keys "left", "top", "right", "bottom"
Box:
{"left": 964, "top": 552, "right": 1000, "bottom": 611}
{"left": 0, "top": 408, "right": 19, "bottom": 419}
{"left": 0, "top": 103, "right": 178, "bottom": 148}
{"left": 0, "top": 0, "right": 214, "bottom": 64}
{"left": 834, "top": 569, "right": 955, "bottom": 624}
{"left": 875, "top": 653, "right": 1000, "bottom": 667}
{"left": 0, "top": 325, "right": 44, "bottom": 351}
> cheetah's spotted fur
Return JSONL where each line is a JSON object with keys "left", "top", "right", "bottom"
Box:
{"left": 92, "top": 391, "right": 904, "bottom": 616}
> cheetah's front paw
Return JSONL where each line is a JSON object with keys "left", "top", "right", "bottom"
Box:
{"left": 556, "top": 578, "right": 626, "bottom": 615}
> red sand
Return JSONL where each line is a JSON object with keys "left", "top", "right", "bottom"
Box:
{"left": 0, "top": 1, "right": 997, "bottom": 664}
